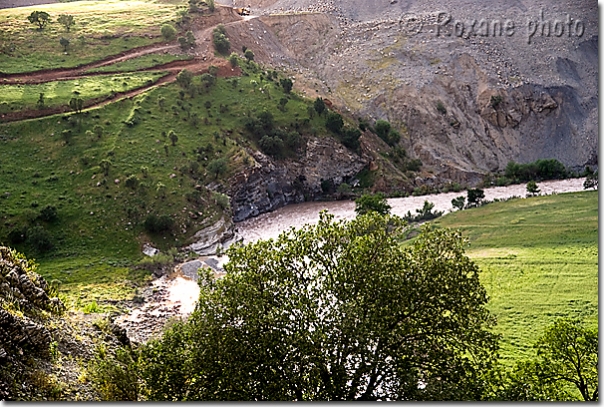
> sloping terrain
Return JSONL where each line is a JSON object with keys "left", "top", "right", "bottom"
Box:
{"left": 222, "top": 0, "right": 598, "bottom": 187}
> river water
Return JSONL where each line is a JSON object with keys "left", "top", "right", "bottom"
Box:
{"left": 118, "top": 177, "right": 590, "bottom": 338}
{"left": 236, "top": 177, "right": 588, "bottom": 243}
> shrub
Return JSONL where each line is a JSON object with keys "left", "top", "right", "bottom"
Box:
{"left": 436, "top": 101, "right": 447, "bottom": 114}
{"left": 313, "top": 97, "right": 326, "bottom": 115}
{"left": 39, "top": 205, "right": 58, "bottom": 222}
{"left": 403, "top": 200, "right": 444, "bottom": 223}
{"left": 125, "top": 175, "right": 139, "bottom": 189}
{"left": 490, "top": 95, "right": 503, "bottom": 108}
{"left": 466, "top": 188, "right": 485, "bottom": 208}
{"left": 258, "top": 135, "right": 283, "bottom": 157}
{"left": 228, "top": 52, "right": 239, "bottom": 67}
{"left": 212, "top": 25, "right": 230, "bottom": 54}
{"left": 207, "top": 158, "right": 228, "bottom": 178}
{"left": 526, "top": 180, "right": 540, "bottom": 196}
{"left": 143, "top": 214, "right": 174, "bottom": 233}
{"left": 355, "top": 193, "right": 391, "bottom": 216}
{"left": 451, "top": 196, "right": 466, "bottom": 211}
{"left": 244, "top": 49, "right": 254, "bottom": 61}
{"left": 340, "top": 126, "right": 361, "bottom": 150}
{"left": 325, "top": 112, "right": 344, "bottom": 134}
{"left": 27, "top": 225, "right": 54, "bottom": 253}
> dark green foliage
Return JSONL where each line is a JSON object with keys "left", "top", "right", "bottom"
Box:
{"left": 132, "top": 214, "right": 498, "bottom": 400}
{"left": 279, "top": 78, "right": 293, "bottom": 93}
{"left": 27, "top": 11, "right": 50, "bottom": 29}
{"left": 244, "top": 49, "right": 254, "bottom": 61}
{"left": 125, "top": 175, "right": 139, "bottom": 189}
{"left": 374, "top": 120, "right": 400, "bottom": 146}
{"left": 59, "top": 36, "right": 69, "bottom": 52}
{"left": 160, "top": 24, "right": 176, "bottom": 40}
{"left": 313, "top": 97, "right": 326, "bottom": 115}
{"left": 207, "top": 158, "right": 228, "bottom": 178}
{"left": 452, "top": 196, "right": 466, "bottom": 211}
{"left": 490, "top": 95, "right": 503, "bottom": 108}
{"left": 354, "top": 192, "right": 391, "bottom": 215}
{"left": 436, "top": 101, "right": 447, "bottom": 114}
{"left": 283, "top": 131, "right": 302, "bottom": 150}
{"left": 339, "top": 125, "right": 361, "bottom": 150}
{"left": 325, "top": 111, "right": 343, "bottom": 134}
{"left": 57, "top": 14, "right": 75, "bottom": 32}
{"left": 89, "top": 345, "right": 140, "bottom": 401}
{"left": 36, "top": 93, "right": 45, "bottom": 110}
{"left": 143, "top": 214, "right": 174, "bottom": 234}
{"left": 504, "top": 159, "right": 567, "bottom": 182}
{"left": 258, "top": 135, "right": 283, "bottom": 157}
{"left": 583, "top": 169, "right": 598, "bottom": 190}
{"left": 228, "top": 53, "right": 238, "bottom": 67}
{"left": 7, "top": 225, "right": 28, "bottom": 245}
{"left": 403, "top": 200, "right": 444, "bottom": 223}
{"left": 489, "top": 319, "right": 598, "bottom": 401}
{"left": 27, "top": 225, "right": 54, "bottom": 253}
{"left": 466, "top": 188, "right": 485, "bottom": 208}
{"left": 175, "top": 69, "right": 193, "bottom": 90}
{"left": 168, "top": 130, "right": 178, "bottom": 146}
{"left": 69, "top": 97, "right": 83, "bottom": 113}
{"left": 179, "top": 31, "right": 196, "bottom": 50}
{"left": 405, "top": 158, "right": 422, "bottom": 172}
{"left": 526, "top": 180, "right": 540, "bottom": 196}
{"left": 278, "top": 97, "right": 288, "bottom": 111}
{"left": 212, "top": 25, "right": 230, "bottom": 54}
{"left": 38, "top": 205, "right": 58, "bottom": 222}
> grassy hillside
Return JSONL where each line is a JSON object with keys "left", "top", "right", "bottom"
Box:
{"left": 434, "top": 191, "right": 598, "bottom": 364}
{"left": 0, "top": 61, "right": 342, "bottom": 311}
{"left": 0, "top": 71, "right": 166, "bottom": 112}
{"left": 0, "top": 0, "right": 184, "bottom": 74}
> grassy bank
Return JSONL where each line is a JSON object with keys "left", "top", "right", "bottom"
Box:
{"left": 0, "top": 71, "right": 166, "bottom": 112}
{"left": 0, "top": 62, "right": 339, "bottom": 311}
{"left": 434, "top": 191, "right": 598, "bottom": 364}
{"left": 0, "top": 0, "right": 184, "bottom": 74}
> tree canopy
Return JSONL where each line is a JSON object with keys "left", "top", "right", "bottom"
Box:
{"left": 135, "top": 212, "right": 499, "bottom": 400}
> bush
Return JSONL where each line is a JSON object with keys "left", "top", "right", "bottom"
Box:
{"left": 340, "top": 126, "right": 361, "bottom": 150}
{"left": 213, "top": 25, "right": 230, "bottom": 54}
{"left": 403, "top": 200, "right": 444, "bottom": 223}
{"left": 451, "top": 196, "right": 466, "bottom": 211}
{"left": 436, "top": 101, "right": 447, "bottom": 114}
{"left": 39, "top": 205, "right": 58, "bottom": 222}
{"left": 143, "top": 214, "right": 174, "bottom": 234}
{"left": 325, "top": 112, "right": 344, "bottom": 134}
{"left": 207, "top": 158, "right": 228, "bottom": 178}
{"left": 258, "top": 135, "right": 283, "bottom": 157}
{"left": 466, "top": 188, "right": 485, "bottom": 208}
{"left": 526, "top": 180, "right": 540, "bottom": 196}
{"left": 374, "top": 120, "right": 400, "bottom": 146}
{"left": 355, "top": 193, "right": 391, "bottom": 216}
{"left": 27, "top": 225, "right": 54, "bottom": 253}
{"left": 160, "top": 24, "right": 176, "bottom": 40}
{"left": 505, "top": 159, "right": 567, "bottom": 182}
{"left": 313, "top": 97, "right": 326, "bottom": 115}
{"left": 125, "top": 175, "right": 139, "bottom": 189}
{"left": 244, "top": 49, "right": 254, "bottom": 61}
{"left": 228, "top": 52, "right": 239, "bottom": 67}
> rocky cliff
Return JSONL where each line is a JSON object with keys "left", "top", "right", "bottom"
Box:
{"left": 223, "top": 0, "right": 597, "bottom": 188}
{"left": 229, "top": 135, "right": 368, "bottom": 222}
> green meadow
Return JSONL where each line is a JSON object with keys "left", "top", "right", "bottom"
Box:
{"left": 0, "top": 0, "right": 184, "bottom": 74}
{"left": 434, "top": 191, "right": 598, "bottom": 364}
{"left": 0, "top": 62, "right": 335, "bottom": 311}
{"left": 0, "top": 71, "right": 166, "bottom": 112}
{"left": 85, "top": 54, "right": 193, "bottom": 73}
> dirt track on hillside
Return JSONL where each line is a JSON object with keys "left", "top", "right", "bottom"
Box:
{"left": 0, "top": 5, "right": 248, "bottom": 122}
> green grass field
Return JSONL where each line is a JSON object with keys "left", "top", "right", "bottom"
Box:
{"left": 0, "top": 62, "right": 336, "bottom": 311}
{"left": 85, "top": 54, "right": 192, "bottom": 73}
{"left": 434, "top": 191, "right": 598, "bottom": 364}
{"left": 0, "top": 72, "right": 166, "bottom": 112}
{"left": 0, "top": 0, "right": 185, "bottom": 73}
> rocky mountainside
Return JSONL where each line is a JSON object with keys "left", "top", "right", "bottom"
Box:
{"left": 221, "top": 0, "right": 597, "bottom": 188}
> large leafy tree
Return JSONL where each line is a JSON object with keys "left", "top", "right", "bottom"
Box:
{"left": 137, "top": 212, "right": 499, "bottom": 400}
{"left": 488, "top": 318, "right": 598, "bottom": 401}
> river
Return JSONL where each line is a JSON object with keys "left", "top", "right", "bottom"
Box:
{"left": 117, "top": 177, "right": 590, "bottom": 341}
{"left": 236, "top": 177, "right": 588, "bottom": 243}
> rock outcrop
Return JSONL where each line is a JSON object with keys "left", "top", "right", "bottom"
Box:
{"left": 0, "top": 246, "right": 64, "bottom": 400}
{"left": 229, "top": 135, "right": 369, "bottom": 222}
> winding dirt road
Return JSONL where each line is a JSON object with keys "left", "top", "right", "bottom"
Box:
{"left": 0, "top": 5, "right": 249, "bottom": 122}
